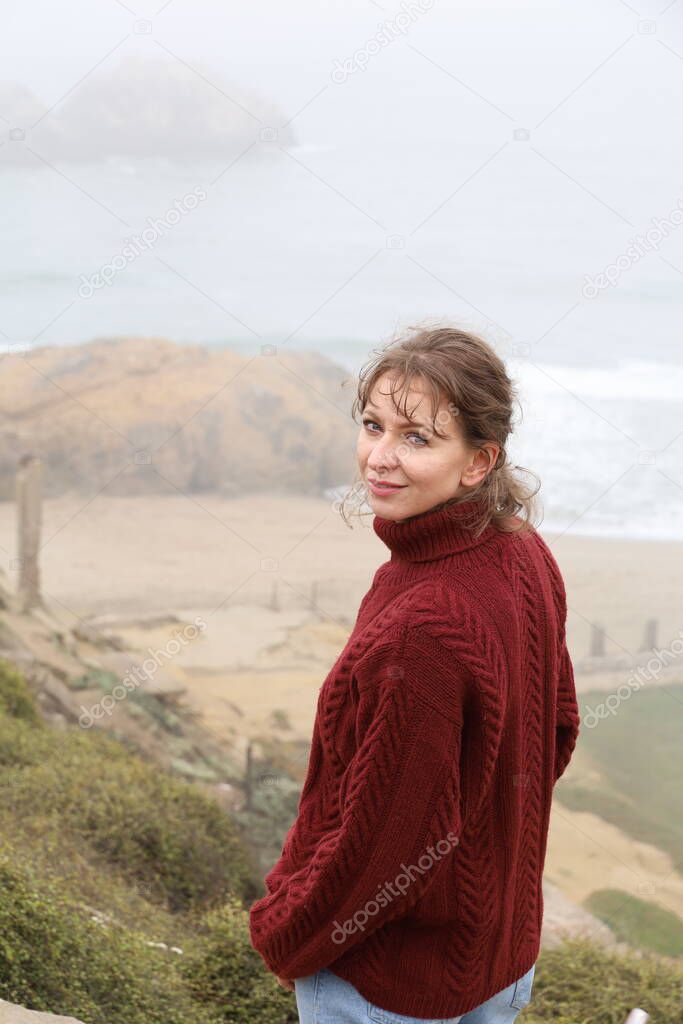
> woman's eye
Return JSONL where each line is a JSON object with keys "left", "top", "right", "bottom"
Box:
{"left": 362, "top": 419, "right": 428, "bottom": 445}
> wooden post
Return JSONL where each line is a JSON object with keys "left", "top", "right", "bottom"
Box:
{"left": 244, "top": 741, "right": 254, "bottom": 811}
{"left": 16, "top": 455, "right": 43, "bottom": 613}
{"left": 589, "top": 622, "right": 605, "bottom": 658}
{"left": 640, "top": 618, "right": 657, "bottom": 651}
{"left": 270, "top": 580, "right": 279, "bottom": 612}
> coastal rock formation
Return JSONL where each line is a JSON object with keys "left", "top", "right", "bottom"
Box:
{"left": 0, "top": 55, "right": 295, "bottom": 164}
{"left": 0, "top": 337, "right": 358, "bottom": 499}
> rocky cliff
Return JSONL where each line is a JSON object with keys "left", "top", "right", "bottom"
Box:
{"left": 0, "top": 337, "right": 358, "bottom": 500}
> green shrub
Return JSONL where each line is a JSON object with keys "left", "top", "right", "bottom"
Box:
{"left": 235, "top": 778, "right": 301, "bottom": 883}
{"left": 0, "top": 847, "right": 217, "bottom": 1024}
{"left": 182, "top": 895, "right": 297, "bottom": 1024}
{"left": 0, "top": 658, "right": 41, "bottom": 724}
{"left": 0, "top": 662, "right": 294, "bottom": 1021}
{"left": 233, "top": 745, "right": 307, "bottom": 883}
{"left": 0, "top": 714, "right": 258, "bottom": 912}
{"left": 0, "top": 710, "right": 56, "bottom": 768}
{"left": 526, "top": 935, "right": 683, "bottom": 1023}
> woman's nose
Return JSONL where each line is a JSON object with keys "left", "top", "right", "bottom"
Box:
{"left": 368, "top": 434, "right": 400, "bottom": 469}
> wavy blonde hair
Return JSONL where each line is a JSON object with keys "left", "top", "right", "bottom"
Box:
{"left": 339, "top": 322, "right": 541, "bottom": 537}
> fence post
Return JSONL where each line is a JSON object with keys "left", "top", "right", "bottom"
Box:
{"left": 589, "top": 622, "right": 605, "bottom": 658}
{"left": 640, "top": 618, "right": 657, "bottom": 652}
{"left": 16, "top": 454, "right": 43, "bottom": 613}
{"left": 244, "top": 740, "right": 254, "bottom": 811}
{"left": 270, "top": 580, "right": 279, "bottom": 612}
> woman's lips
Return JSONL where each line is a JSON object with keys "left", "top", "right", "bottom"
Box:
{"left": 368, "top": 479, "right": 406, "bottom": 496}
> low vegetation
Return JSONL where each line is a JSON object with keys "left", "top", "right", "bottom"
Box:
{"left": 526, "top": 935, "right": 683, "bottom": 1024}
{"left": 0, "top": 655, "right": 296, "bottom": 1023}
{"left": 585, "top": 889, "right": 683, "bottom": 958}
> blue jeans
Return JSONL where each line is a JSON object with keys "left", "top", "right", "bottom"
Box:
{"left": 295, "top": 962, "right": 536, "bottom": 1024}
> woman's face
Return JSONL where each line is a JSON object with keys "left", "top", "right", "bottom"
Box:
{"left": 356, "top": 373, "right": 499, "bottom": 522}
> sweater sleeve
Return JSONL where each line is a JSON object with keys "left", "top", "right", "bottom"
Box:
{"left": 248, "top": 627, "right": 469, "bottom": 980}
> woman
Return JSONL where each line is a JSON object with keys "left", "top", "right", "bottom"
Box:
{"left": 249, "top": 324, "right": 581, "bottom": 1023}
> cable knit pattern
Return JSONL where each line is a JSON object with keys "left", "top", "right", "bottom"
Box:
{"left": 249, "top": 497, "right": 581, "bottom": 1018}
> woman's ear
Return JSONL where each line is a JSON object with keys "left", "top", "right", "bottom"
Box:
{"left": 463, "top": 443, "right": 499, "bottom": 486}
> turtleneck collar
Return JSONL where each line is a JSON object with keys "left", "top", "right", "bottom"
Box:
{"left": 372, "top": 496, "right": 499, "bottom": 562}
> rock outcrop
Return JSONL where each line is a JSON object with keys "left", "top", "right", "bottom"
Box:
{"left": 0, "top": 336, "right": 357, "bottom": 499}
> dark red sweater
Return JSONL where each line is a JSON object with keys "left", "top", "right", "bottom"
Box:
{"left": 249, "top": 496, "right": 580, "bottom": 1018}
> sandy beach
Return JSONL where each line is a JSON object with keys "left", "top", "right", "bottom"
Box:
{"left": 2, "top": 491, "right": 681, "bottom": 698}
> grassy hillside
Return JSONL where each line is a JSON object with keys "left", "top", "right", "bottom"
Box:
{"left": 585, "top": 890, "right": 683, "bottom": 958}
{"left": 0, "top": 656, "right": 298, "bottom": 1024}
{"left": 558, "top": 682, "right": 683, "bottom": 864}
